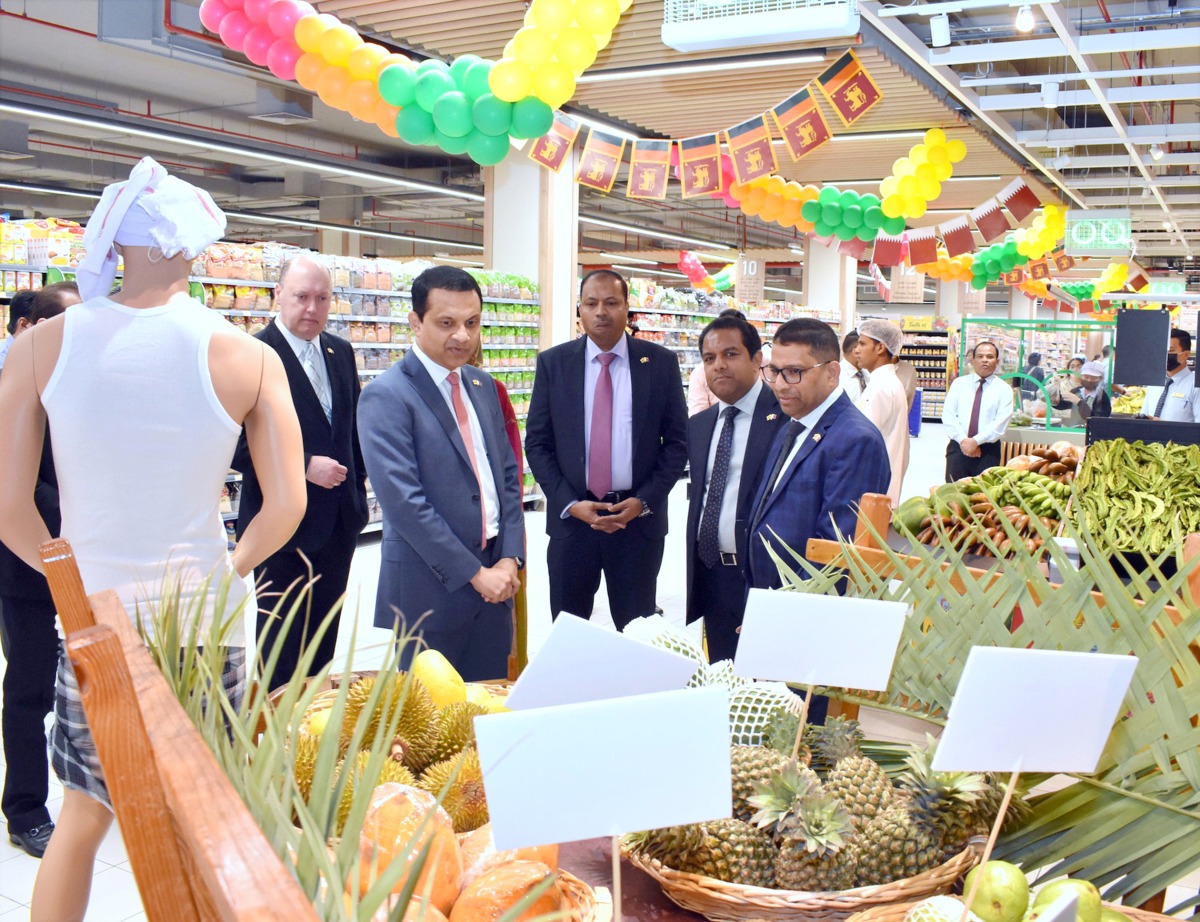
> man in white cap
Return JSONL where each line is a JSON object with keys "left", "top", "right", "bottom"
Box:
{"left": 1061, "top": 360, "right": 1112, "bottom": 421}
{"left": 855, "top": 319, "right": 910, "bottom": 505}
{"left": 0, "top": 157, "right": 307, "bottom": 922}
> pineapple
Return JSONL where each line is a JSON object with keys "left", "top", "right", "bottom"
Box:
{"left": 731, "top": 745, "right": 790, "bottom": 821}
{"left": 810, "top": 717, "right": 894, "bottom": 829}
{"left": 898, "top": 740, "right": 989, "bottom": 860}
{"left": 626, "top": 819, "right": 777, "bottom": 888}
{"left": 775, "top": 791, "right": 858, "bottom": 892}
{"left": 748, "top": 760, "right": 822, "bottom": 838}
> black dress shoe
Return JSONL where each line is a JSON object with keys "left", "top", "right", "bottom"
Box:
{"left": 9, "top": 822, "right": 54, "bottom": 858}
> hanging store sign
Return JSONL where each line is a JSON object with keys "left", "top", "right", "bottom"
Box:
{"left": 1064, "top": 209, "right": 1132, "bottom": 258}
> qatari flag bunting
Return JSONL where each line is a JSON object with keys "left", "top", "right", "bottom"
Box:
{"left": 939, "top": 216, "right": 975, "bottom": 258}
{"left": 971, "top": 199, "right": 1011, "bottom": 242}
{"left": 1129, "top": 270, "right": 1150, "bottom": 292}
{"left": 872, "top": 233, "right": 904, "bottom": 268}
{"left": 906, "top": 227, "right": 939, "bottom": 267}
{"left": 839, "top": 237, "right": 868, "bottom": 259}
{"left": 997, "top": 179, "right": 1041, "bottom": 222}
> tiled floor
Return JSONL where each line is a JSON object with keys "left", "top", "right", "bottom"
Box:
{"left": 2, "top": 423, "right": 1197, "bottom": 917}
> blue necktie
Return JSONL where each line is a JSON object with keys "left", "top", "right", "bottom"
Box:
{"left": 698, "top": 406, "right": 739, "bottom": 568}
{"left": 753, "top": 419, "right": 804, "bottom": 525}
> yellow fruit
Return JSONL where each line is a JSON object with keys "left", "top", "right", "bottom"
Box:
{"left": 412, "top": 650, "right": 467, "bottom": 708}
{"left": 465, "top": 684, "right": 493, "bottom": 707}
{"left": 304, "top": 706, "right": 333, "bottom": 738}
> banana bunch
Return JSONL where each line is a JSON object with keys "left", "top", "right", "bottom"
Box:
{"left": 976, "top": 467, "right": 1072, "bottom": 518}
{"left": 1112, "top": 386, "right": 1146, "bottom": 415}
{"left": 1071, "top": 438, "right": 1200, "bottom": 554}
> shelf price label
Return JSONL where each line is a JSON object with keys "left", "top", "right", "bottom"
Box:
{"left": 734, "top": 252, "right": 764, "bottom": 304}
{"left": 1065, "top": 209, "right": 1132, "bottom": 257}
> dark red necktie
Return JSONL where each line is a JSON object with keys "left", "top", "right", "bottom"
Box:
{"left": 967, "top": 378, "right": 985, "bottom": 439}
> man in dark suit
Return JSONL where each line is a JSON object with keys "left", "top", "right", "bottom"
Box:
{"left": 357, "top": 267, "right": 524, "bottom": 680}
{"left": 233, "top": 256, "right": 368, "bottom": 690}
{"left": 526, "top": 269, "right": 688, "bottom": 630}
{"left": 685, "top": 315, "right": 783, "bottom": 663}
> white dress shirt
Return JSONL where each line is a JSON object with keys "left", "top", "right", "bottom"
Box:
{"left": 276, "top": 318, "right": 332, "bottom": 412}
{"left": 411, "top": 343, "right": 500, "bottom": 539}
{"left": 858, "top": 364, "right": 910, "bottom": 505}
{"left": 942, "top": 373, "right": 1014, "bottom": 445}
{"left": 582, "top": 335, "right": 634, "bottom": 493}
{"left": 840, "top": 359, "right": 868, "bottom": 404}
{"left": 1142, "top": 367, "right": 1200, "bottom": 423}
{"left": 701, "top": 380, "right": 764, "bottom": 555}
{"left": 0, "top": 333, "right": 13, "bottom": 374}
{"left": 773, "top": 385, "right": 847, "bottom": 495}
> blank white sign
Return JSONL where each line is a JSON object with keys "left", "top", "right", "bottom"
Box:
{"left": 734, "top": 589, "right": 909, "bottom": 690}
{"left": 475, "top": 687, "right": 732, "bottom": 850}
{"left": 932, "top": 646, "right": 1138, "bottom": 773}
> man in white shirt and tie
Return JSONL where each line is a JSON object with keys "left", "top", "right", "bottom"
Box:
{"left": 942, "top": 340, "right": 1013, "bottom": 481}
{"left": 839, "top": 331, "right": 869, "bottom": 403}
{"left": 1143, "top": 328, "right": 1200, "bottom": 424}
{"left": 855, "top": 319, "right": 911, "bottom": 505}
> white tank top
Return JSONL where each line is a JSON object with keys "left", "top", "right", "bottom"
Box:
{"left": 42, "top": 292, "right": 249, "bottom": 645}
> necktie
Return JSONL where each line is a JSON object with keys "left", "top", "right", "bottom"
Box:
{"left": 698, "top": 405, "right": 739, "bottom": 568}
{"left": 448, "top": 371, "right": 487, "bottom": 548}
{"left": 302, "top": 341, "right": 332, "bottom": 423}
{"left": 967, "top": 378, "right": 986, "bottom": 439}
{"left": 588, "top": 352, "right": 617, "bottom": 499}
{"left": 856, "top": 369, "right": 867, "bottom": 391}
{"left": 753, "top": 419, "right": 805, "bottom": 525}
{"left": 1154, "top": 377, "right": 1172, "bottom": 417}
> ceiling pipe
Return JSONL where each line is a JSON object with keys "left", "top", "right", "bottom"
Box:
{"left": 1093, "top": 0, "right": 1155, "bottom": 129}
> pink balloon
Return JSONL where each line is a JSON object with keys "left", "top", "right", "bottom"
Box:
{"left": 243, "top": 24, "right": 275, "bottom": 65}
{"left": 720, "top": 193, "right": 738, "bottom": 208}
{"left": 267, "top": 0, "right": 315, "bottom": 38}
{"left": 218, "top": 9, "right": 253, "bottom": 50}
{"left": 266, "top": 39, "right": 301, "bottom": 80}
{"left": 719, "top": 153, "right": 734, "bottom": 176}
{"left": 198, "top": 0, "right": 231, "bottom": 33}
{"left": 243, "top": 0, "right": 275, "bottom": 23}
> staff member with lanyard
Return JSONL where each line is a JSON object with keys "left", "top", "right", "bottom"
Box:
{"left": 942, "top": 341, "right": 1013, "bottom": 481}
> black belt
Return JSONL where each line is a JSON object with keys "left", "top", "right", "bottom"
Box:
{"left": 591, "top": 490, "right": 636, "bottom": 503}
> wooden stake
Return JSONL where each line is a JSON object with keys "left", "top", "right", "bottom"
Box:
{"left": 790, "top": 683, "right": 816, "bottom": 763}
{"left": 612, "top": 834, "right": 623, "bottom": 922}
{"left": 959, "top": 766, "right": 1022, "bottom": 922}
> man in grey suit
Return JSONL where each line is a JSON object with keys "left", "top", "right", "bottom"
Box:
{"left": 357, "top": 266, "right": 525, "bottom": 680}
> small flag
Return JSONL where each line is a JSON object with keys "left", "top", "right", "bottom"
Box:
{"left": 724, "top": 114, "right": 777, "bottom": 184}
{"left": 838, "top": 237, "right": 868, "bottom": 260}
{"left": 771, "top": 85, "right": 832, "bottom": 161}
{"left": 1029, "top": 259, "right": 1050, "bottom": 280}
{"left": 529, "top": 113, "right": 580, "bottom": 173}
{"left": 938, "top": 216, "right": 975, "bottom": 258}
{"left": 868, "top": 262, "right": 891, "bottom": 300}
{"left": 1052, "top": 250, "right": 1076, "bottom": 272}
{"left": 997, "top": 179, "right": 1041, "bottom": 222}
{"left": 626, "top": 140, "right": 671, "bottom": 201}
{"left": 817, "top": 50, "right": 883, "bottom": 127}
{"left": 906, "top": 227, "right": 939, "bottom": 267}
{"left": 575, "top": 128, "right": 626, "bottom": 194}
{"left": 1002, "top": 269, "right": 1025, "bottom": 285}
{"left": 872, "top": 233, "right": 904, "bottom": 268}
{"left": 678, "top": 134, "right": 724, "bottom": 199}
{"left": 1128, "top": 270, "right": 1150, "bottom": 292}
{"left": 971, "top": 199, "right": 1011, "bottom": 242}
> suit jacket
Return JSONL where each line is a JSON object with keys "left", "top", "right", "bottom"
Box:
{"left": 0, "top": 431, "right": 58, "bottom": 602}
{"left": 232, "top": 320, "right": 368, "bottom": 554}
{"left": 525, "top": 334, "right": 688, "bottom": 540}
{"left": 684, "top": 385, "right": 783, "bottom": 624}
{"left": 357, "top": 349, "right": 525, "bottom": 631}
{"left": 747, "top": 393, "right": 890, "bottom": 589}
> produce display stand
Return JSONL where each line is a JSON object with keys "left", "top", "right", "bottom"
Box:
{"left": 38, "top": 538, "right": 319, "bottom": 922}
{"left": 1086, "top": 415, "right": 1200, "bottom": 447}
{"left": 847, "top": 900, "right": 1178, "bottom": 922}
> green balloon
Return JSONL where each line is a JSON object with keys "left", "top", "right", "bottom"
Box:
{"left": 468, "top": 130, "right": 510, "bottom": 166}
{"left": 396, "top": 105, "right": 436, "bottom": 146}
{"left": 860, "top": 193, "right": 881, "bottom": 209}
{"left": 835, "top": 224, "right": 857, "bottom": 241}
{"left": 433, "top": 91, "right": 472, "bottom": 138}
{"left": 450, "top": 54, "right": 482, "bottom": 90}
{"left": 821, "top": 203, "right": 842, "bottom": 225}
{"left": 814, "top": 221, "right": 835, "bottom": 238}
{"left": 883, "top": 215, "right": 906, "bottom": 235}
{"left": 818, "top": 185, "right": 840, "bottom": 205}
{"left": 801, "top": 200, "right": 822, "bottom": 222}
{"left": 971, "top": 276, "right": 989, "bottom": 290}
{"left": 433, "top": 129, "right": 472, "bottom": 156}
{"left": 985, "top": 259, "right": 1000, "bottom": 275}
{"left": 415, "top": 69, "right": 457, "bottom": 111}
{"left": 463, "top": 60, "right": 494, "bottom": 101}
{"left": 863, "top": 206, "right": 884, "bottom": 229}
{"left": 1015, "top": 252, "right": 1030, "bottom": 267}
{"left": 509, "top": 97, "right": 554, "bottom": 139}
{"left": 858, "top": 224, "right": 879, "bottom": 242}
{"left": 472, "top": 94, "right": 513, "bottom": 137}
{"left": 378, "top": 64, "right": 417, "bottom": 108}
{"left": 416, "top": 58, "right": 448, "bottom": 75}
{"left": 838, "top": 189, "right": 858, "bottom": 209}
{"left": 842, "top": 204, "right": 863, "bottom": 228}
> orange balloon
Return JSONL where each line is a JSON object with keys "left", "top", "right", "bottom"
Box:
{"left": 374, "top": 101, "right": 400, "bottom": 137}
{"left": 729, "top": 182, "right": 747, "bottom": 202}
{"left": 347, "top": 43, "right": 389, "bottom": 81}
{"left": 783, "top": 181, "right": 804, "bottom": 201}
{"left": 744, "top": 186, "right": 768, "bottom": 212}
{"left": 376, "top": 52, "right": 413, "bottom": 79}
{"left": 294, "top": 52, "right": 326, "bottom": 91}
{"left": 801, "top": 184, "right": 821, "bottom": 202}
{"left": 316, "top": 66, "right": 353, "bottom": 110}
{"left": 780, "top": 199, "right": 802, "bottom": 224}
{"left": 765, "top": 175, "right": 786, "bottom": 197}
{"left": 346, "top": 79, "right": 380, "bottom": 122}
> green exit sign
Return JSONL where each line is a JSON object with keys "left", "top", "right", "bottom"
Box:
{"left": 1065, "top": 209, "right": 1132, "bottom": 257}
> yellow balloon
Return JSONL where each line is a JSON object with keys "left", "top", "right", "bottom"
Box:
{"left": 893, "top": 157, "right": 914, "bottom": 177}
{"left": 897, "top": 175, "right": 919, "bottom": 198}
{"left": 917, "top": 176, "right": 940, "bottom": 200}
{"left": 783, "top": 181, "right": 804, "bottom": 200}
{"left": 926, "top": 145, "right": 949, "bottom": 166}
{"left": 914, "top": 162, "right": 937, "bottom": 183}
{"left": 575, "top": 0, "right": 621, "bottom": 33}
{"left": 1013, "top": 228, "right": 1028, "bottom": 243}
{"left": 925, "top": 128, "right": 948, "bottom": 147}
{"left": 946, "top": 139, "right": 968, "bottom": 162}
{"left": 529, "top": 0, "right": 575, "bottom": 32}
{"left": 909, "top": 144, "right": 929, "bottom": 165}
{"left": 904, "top": 196, "right": 927, "bottom": 218}
{"left": 618, "top": 0, "right": 633, "bottom": 10}
{"left": 319, "top": 23, "right": 361, "bottom": 67}
{"left": 934, "top": 160, "right": 953, "bottom": 182}
{"left": 765, "top": 175, "right": 787, "bottom": 197}
{"left": 882, "top": 194, "right": 905, "bottom": 219}
{"left": 592, "top": 29, "right": 613, "bottom": 49}
{"left": 555, "top": 26, "right": 598, "bottom": 74}
{"left": 489, "top": 57, "right": 534, "bottom": 102}
{"left": 294, "top": 14, "right": 337, "bottom": 54}
{"left": 534, "top": 61, "right": 576, "bottom": 108}
{"left": 347, "top": 43, "right": 389, "bottom": 82}
{"left": 880, "top": 176, "right": 899, "bottom": 197}
{"left": 512, "top": 27, "right": 555, "bottom": 68}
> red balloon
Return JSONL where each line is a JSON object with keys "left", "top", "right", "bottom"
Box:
{"left": 198, "top": 0, "right": 231, "bottom": 33}
{"left": 266, "top": 0, "right": 315, "bottom": 39}
{"left": 243, "top": 25, "right": 275, "bottom": 65}
{"left": 243, "top": 0, "right": 275, "bottom": 23}
{"left": 265, "top": 39, "right": 301, "bottom": 80}
{"left": 218, "top": 10, "right": 253, "bottom": 51}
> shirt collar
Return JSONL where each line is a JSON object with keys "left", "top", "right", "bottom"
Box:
{"left": 585, "top": 333, "right": 629, "bottom": 364}
{"left": 411, "top": 341, "right": 462, "bottom": 386}
{"left": 868, "top": 363, "right": 897, "bottom": 382}
{"left": 1168, "top": 365, "right": 1190, "bottom": 385}
{"left": 968, "top": 372, "right": 997, "bottom": 385}
{"left": 716, "top": 378, "right": 764, "bottom": 416}
{"left": 276, "top": 317, "right": 317, "bottom": 356}
{"left": 793, "top": 385, "right": 845, "bottom": 430}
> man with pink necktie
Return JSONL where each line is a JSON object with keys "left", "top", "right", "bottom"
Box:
{"left": 526, "top": 270, "right": 688, "bottom": 630}
{"left": 358, "top": 267, "right": 525, "bottom": 680}
{"left": 942, "top": 340, "right": 1013, "bottom": 481}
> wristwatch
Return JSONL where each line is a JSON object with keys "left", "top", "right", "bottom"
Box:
{"left": 636, "top": 498, "right": 652, "bottom": 518}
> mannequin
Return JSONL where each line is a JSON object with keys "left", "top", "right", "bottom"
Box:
{"left": 0, "top": 160, "right": 306, "bottom": 922}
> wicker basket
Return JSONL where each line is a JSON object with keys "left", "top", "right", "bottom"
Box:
{"left": 625, "top": 844, "right": 982, "bottom": 922}
{"left": 558, "top": 869, "right": 601, "bottom": 922}
{"left": 847, "top": 899, "right": 1178, "bottom": 922}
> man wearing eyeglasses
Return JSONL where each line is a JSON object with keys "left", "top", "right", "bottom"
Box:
{"left": 747, "top": 319, "right": 890, "bottom": 593}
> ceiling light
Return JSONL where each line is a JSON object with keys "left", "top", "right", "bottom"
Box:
{"left": 585, "top": 252, "right": 660, "bottom": 265}
{"left": 578, "top": 215, "right": 731, "bottom": 249}
{"left": 1041, "top": 82, "right": 1059, "bottom": 108}
{"left": 1015, "top": 4, "right": 1035, "bottom": 32}
{"left": 764, "top": 286, "right": 800, "bottom": 296}
{"left": 1162, "top": 220, "right": 1172, "bottom": 230}
{"left": 1051, "top": 152, "right": 1071, "bottom": 169}
{"left": 1149, "top": 143, "right": 1165, "bottom": 161}
{"left": 576, "top": 53, "right": 825, "bottom": 83}
{"left": 930, "top": 13, "right": 952, "bottom": 47}
{"left": 824, "top": 174, "right": 1002, "bottom": 184}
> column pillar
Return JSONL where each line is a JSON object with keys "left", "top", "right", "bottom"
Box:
{"left": 484, "top": 150, "right": 579, "bottom": 347}
{"left": 936, "top": 279, "right": 963, "bottom": 329}
{"left": 1009, "top": 289, "right": 1035, "bottom": 320}
{"left": 803, "top": 238, "right": 856, "bottom": 332}
{"left": 318, "top": 182, "right": 363, "bottom": 257}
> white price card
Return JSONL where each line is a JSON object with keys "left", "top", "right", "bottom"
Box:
{"left": 734, "top": 590, "right": 909, "bottom": 690}
{"left": 504, "top": 614, "right": 699, "bottom": 710}
{"left": 931, "top": 647, "right": 1138, "bottom": 774}
{"left": 1031, "top": 893, "right": 1079, "bottom": 922}
{"left": 476, "top": 687, "right": 731, "bottom": 850}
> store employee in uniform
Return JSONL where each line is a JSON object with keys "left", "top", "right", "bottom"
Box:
{"left": 1143, "top": 328, "right": 1200, "bottom": 424}
{"left": 941, "top": 341, "right": 1013, "bottom": 481}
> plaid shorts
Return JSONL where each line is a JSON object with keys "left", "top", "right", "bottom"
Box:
{"left": 50, "top": 647, "right": 246, "bottom": 808}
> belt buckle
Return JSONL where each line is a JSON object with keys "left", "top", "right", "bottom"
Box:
{"left": 719, "top": 552, "right": 738, "bottom": 567}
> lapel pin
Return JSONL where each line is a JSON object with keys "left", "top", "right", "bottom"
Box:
{"left": 766, "top": 413, "right": 778, "bottom": 421}
{"left": 812, "top": 433, "right": 822, "bottom": 443}
{"left": 471, "top": 378, "right": 482, "bottom": 386}
{"left": 640, "top": 356, "right": 649, "bottom": 363}
{"left": 326, "top": 347, "right": 334, "bottom": 354}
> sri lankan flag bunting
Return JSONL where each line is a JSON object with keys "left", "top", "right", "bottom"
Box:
{"left": 725, "top": 115, "right": 777, "bottom": 184}
{"left": 678, "top": 134, "right": 724, "bottom": 199}
{"left": 817, "top": 50, "right": 883, "bottom": 127}
{"left": 626, "top": 140, "right": 671, "bottom": 200}
{"left": 575, "top": 129, "right": 627, "bottom": 194}
{"left": 771, "top": 85, "right": 832, "bottom": 161}
{"left": 529, "top": 113, "right": 580, "bottom": 173}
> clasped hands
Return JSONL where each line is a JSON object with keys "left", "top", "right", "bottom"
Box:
{"left": 570, "top": 497, "right": 643, "bottom": 533}
{"left": 470, "top": 558, "right": 521, "bottom": 604}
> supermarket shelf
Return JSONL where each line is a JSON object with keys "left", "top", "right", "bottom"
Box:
{"left": 195, "top": 276, "right": 275, "bottom": 287}
{"left": 661, "top": 344, "right": 701, "bottom": 353}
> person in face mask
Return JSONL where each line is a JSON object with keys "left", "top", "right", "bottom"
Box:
{"left": 1142, "top": 329, "right": 1200, "bottom": 423}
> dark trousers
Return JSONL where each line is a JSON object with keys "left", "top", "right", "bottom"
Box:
{"left": 0, "top": 594, "right": 59, "bottom": 832}
{"left": 254, "top": 523, "right": 358, "bottom": 693}
{"left": 548, "top": 524, "right": 665, "bottom": 631}
{"left": 693, "top": 558, "right": 750, "bottom": 664}
{"left": 945, "top": 439, "right": 1002, "bottom": 482}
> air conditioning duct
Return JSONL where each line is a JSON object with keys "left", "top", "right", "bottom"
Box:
{"left": 662, "top": 0, "right": 860, "bottom": 52}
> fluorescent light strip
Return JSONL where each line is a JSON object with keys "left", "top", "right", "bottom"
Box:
{"left": 827, "top": 175, "right": 1003, "bottom": 184}
{"left": 586, "top": 252, "right": 660, "bottom": 265}
{"left": 576, "top": 54, "right": 825, "bottom": 83}
{"left": 0, "top": 181, "right": 100, "bottom": 201}
{"left": 611, "top": 265, "right": 689, "bottom": 279}
{"left": 0, "top": 102, "right": 485, "bottom": 203}
{"left": 579, "top": 215, "right": 731, "bottom": 249}
{"left": 764, "top": 286, "right": 801, "bottom": 296}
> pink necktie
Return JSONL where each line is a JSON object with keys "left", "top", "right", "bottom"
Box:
{"left": 449, "top": 371, "right": 487, "bottom": 548}
{"left": 588, "top": 352, "right": 617, "bottom": 499}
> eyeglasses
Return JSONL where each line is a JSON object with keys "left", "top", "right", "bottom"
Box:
{"left": 761, "top": 361, "right": 829, "bottom": 385}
